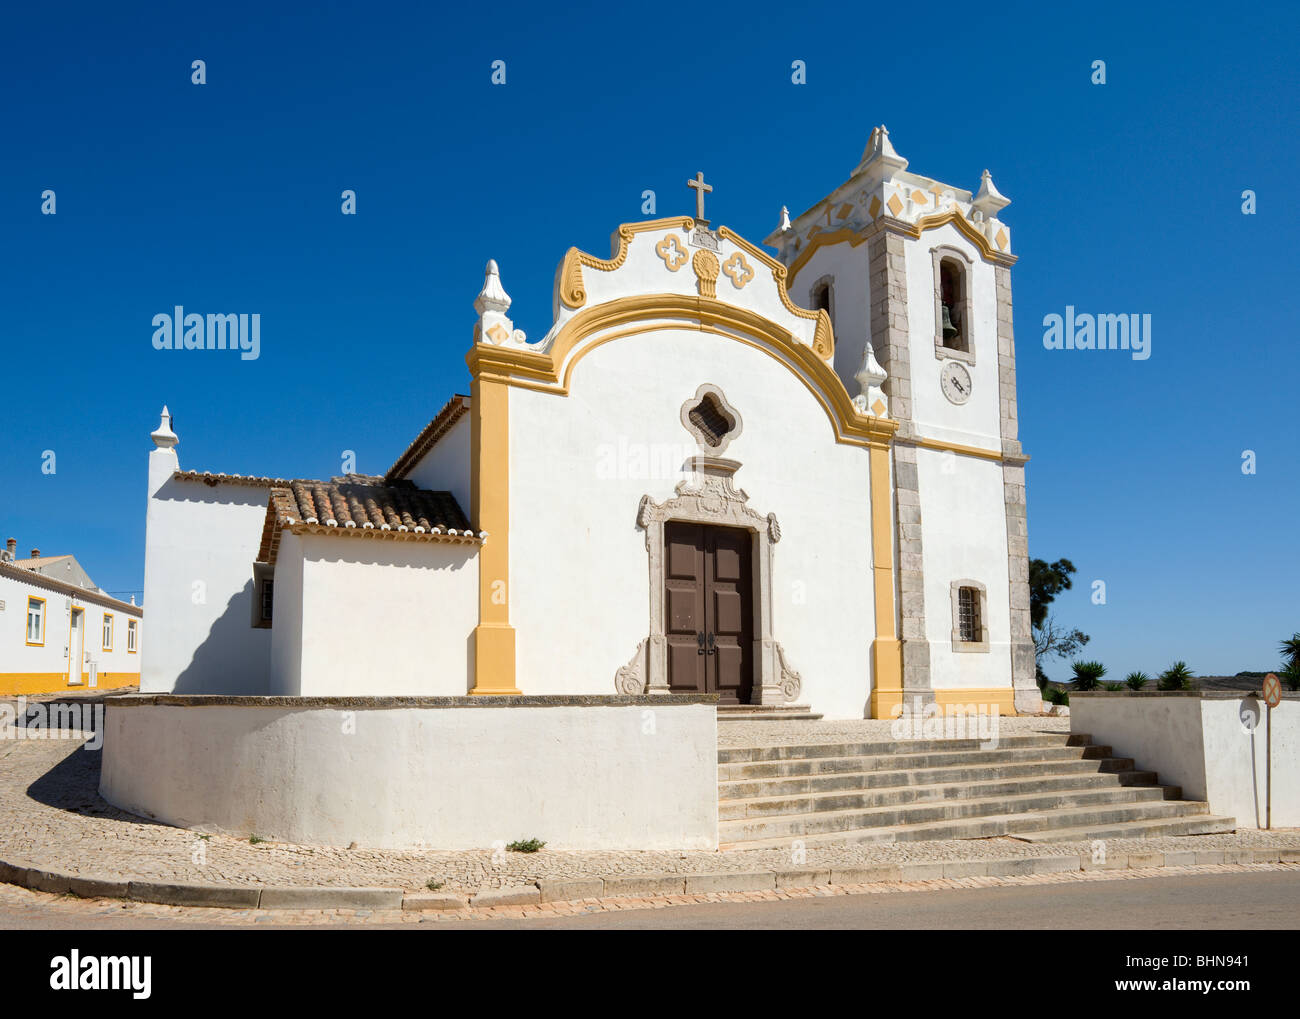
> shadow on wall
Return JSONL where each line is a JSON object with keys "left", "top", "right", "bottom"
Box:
{"left": 151, "top": 476, "right": 275, "bottom": 695}
{"left": 173, "top": 579, "right": 270, "bottom": 694}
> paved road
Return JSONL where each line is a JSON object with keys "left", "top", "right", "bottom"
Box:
{"left": 5, "top": 871, "right": 1298, "bottom": 929}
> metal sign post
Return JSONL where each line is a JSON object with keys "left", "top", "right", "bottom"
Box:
{"left": 1262, "top": 673, "right": 1282, "bottom": 831}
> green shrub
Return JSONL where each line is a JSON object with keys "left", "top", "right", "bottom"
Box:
{"left": 1281, "top": 662, "right": 1300, "bottom": 692}
{"left": 1071, "top": 660, "right": 1107, "bottom": 691}
{"left": 426, "top": 879, "right": 444, "bottom": 891}
{"left": 1157, "top": 661, "right": 1194, "bottom": 691}
{"left": 1044, "top": 686, "right": 1070, "bottom": 707}
{"left": 1124, "top": 671, "right": 1150, "bottom": 690}
{"left": 1103, "top": 682, "right": 1123, "bottom": 691}
{"left": 506, "top": 838, "right": 546, "bottom": 854}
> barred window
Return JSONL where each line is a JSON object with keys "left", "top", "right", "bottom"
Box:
{"left": 261, "top": 580, "right": 274, "bottom": 622}
{"left": 958, "top": 586, "right": 980, "bottom": 643}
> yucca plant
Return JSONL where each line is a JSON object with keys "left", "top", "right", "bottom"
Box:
{"left": 1124, "top": 671, "right": 1151, "bottom": 690}
{"left": 1103, "top": 682, "right": 1123, "bottom": 691}
{"left": 1070, "top": 660, "right": 1107, "bottom": 691}
{"left": 1282, "top": 662, "right": 1300, "bottom": 693}
{"left": 1157, "top": 661, "right": 1194, "bottom": 691}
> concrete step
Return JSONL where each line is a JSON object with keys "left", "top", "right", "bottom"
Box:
{"left": 718, "top": 787, "right": 1200, "bottom": 842}
{"left": 1011, "top": 815, "right": 1238, "bottom": 843}
{"left": 717, "top": 704, "right": 824, "bottom": 721}
{"left": 719, "top": 800, "right": 1223, "bottom": 850}
{"left": 718, "top": 744, "right": 1116, "bottom": 781}
{"left": 717, "top": 773, "right": 1179, "bottom": 820}
{"left": 719, "top": 758, "right": 1157, "bottom": 801}
{"left": 717, "top": 732, "right": 1089, "bottom": 765}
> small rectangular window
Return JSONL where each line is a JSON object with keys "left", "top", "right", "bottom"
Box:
{"left": 261, "top": 580, "right": 274, "bottom": 622}
{"left": 26, "top": 597, "right": 45, "bottom": 645}
{"left": 127, "top": 619, "right": 138, "bottom": 653}
{"left": 958, "top": 587, "right": 979, "bottom": 643}
{"left": 102, "top": 613, "right": 113, "bottom": 651}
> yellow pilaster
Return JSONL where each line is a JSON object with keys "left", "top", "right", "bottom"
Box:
{"left": 469, "top": 373, "right": 520, "bottom": 694}
{"left": 867, "top": 438, "right": 903, "bottom": 719}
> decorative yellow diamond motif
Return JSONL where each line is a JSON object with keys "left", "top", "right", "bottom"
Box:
{"left": 837, "top": 202, "right": 854, "bottom": 220}
{"left": 655, "top": 234, "right": 688, "bottom": 271}
{"left": 868, "top": 195, "right": 881, "bottom": 218}
{"left": 871, "top": 398, "right": 886, "bottom": 417}
{"left": 886, "top": 193, "right": 903, "bottom": 217}
{"left": 486, "top": 323, "right": 510, "bottom": 344}
{"left": 911, "top": 189, "right": 927, "bottom": 205}
{"left": 995, "top": 228, "right": 1008, "bottom": 250}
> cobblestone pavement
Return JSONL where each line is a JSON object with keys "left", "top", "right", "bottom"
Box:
{"left": 2, "top": 733, "right": 1297, "bottom": 895}
{"left": 717, "top": 716, "right": 1071, "bottom": 746}
{"left": 3, "top": 863, "right": 1296, "bottom": 927}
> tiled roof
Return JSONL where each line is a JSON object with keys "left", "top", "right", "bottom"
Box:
{"left": 257, "top": 475, "right": 481, "bottom": 564}
{"left": 386, "top": 394, "right": 470, "bottom": 481}
{"left": 173, "top": 470, "right": 313, "bottom": 488}
{"left": 9, "top": 556, "right": 71, "bottom": 568}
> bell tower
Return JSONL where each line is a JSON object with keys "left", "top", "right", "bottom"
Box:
{"left": 766, "top": 127, "right": 1040, "bottom": 716}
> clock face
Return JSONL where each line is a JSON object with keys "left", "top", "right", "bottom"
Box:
{"left": 940, "top": 361, "right": 972, "bottom": 405}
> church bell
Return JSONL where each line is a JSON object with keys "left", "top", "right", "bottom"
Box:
{"left": 941, "top": 303, "right": 960, "bottom": 341}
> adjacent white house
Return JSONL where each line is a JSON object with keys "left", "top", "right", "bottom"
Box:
{"left": 1, "top": 539, "right": 142, "bottom": 695}
{"left": 138, "top": 128, "right": 1039, "bottom": 720}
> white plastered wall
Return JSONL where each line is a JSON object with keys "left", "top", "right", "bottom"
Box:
{"left": 915, "top": 448, "right": 1012, "bottom": 692}
{"left": 141, "top": 450, "right": 271, "bottom": 694}
{"left": 508, "top": 326, "right": 877, "bottom": 719}
{"left": 270, "top": 533, "right": 478, "bottom": 696}
{"left": 404, "top": 413, "right": 471, "bottom": 518}
{"left": 101, "top": 701, "right": 718, "bottom": 850}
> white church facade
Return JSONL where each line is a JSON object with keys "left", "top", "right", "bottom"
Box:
{"left": 140, "top": 127, "right": 1039, "bottom": 721}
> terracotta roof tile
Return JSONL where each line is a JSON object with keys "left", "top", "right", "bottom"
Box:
{"left": 256, "top": 476, "right": 479, "bottom": 563}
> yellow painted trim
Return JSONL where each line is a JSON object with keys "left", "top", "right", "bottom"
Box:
{"left": 787, "top": 209, "right": 1017, "bottom": 292}
{"left": 873, "top": 686, "right": 1020, "bottom": 718}
{"left": 102, "top": 612, "right": 113, "bottom": 652}
{"left": 867, "top": 441, "right": 902, "bottom": 718}
{"left": 24, "top": 596, "right": 46, "bottom": 646}
{"left": 467, "top": 376, "right": 520, "bottom": 694}
{"left": 558, "top": 217, "right": 695, "bottom": 308}
{"left": 466, "top": 294, "right": 897, "bottom": 450}
{"left": 0, "top": 672, "right": 140, "bottom": 696}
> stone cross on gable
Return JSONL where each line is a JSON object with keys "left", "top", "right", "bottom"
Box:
{"left": 688, "top": 171, "right": 712, "bottom": 223}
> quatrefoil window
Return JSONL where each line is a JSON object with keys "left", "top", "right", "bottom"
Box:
{"left": 680, "top": 384, "right": 742, "bottom": 454}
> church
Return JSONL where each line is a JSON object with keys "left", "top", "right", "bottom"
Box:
{"left": 140, "top": 126, "right": 1039, "bottom": 721}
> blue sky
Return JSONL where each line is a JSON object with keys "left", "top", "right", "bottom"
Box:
{"left": 2, "top": 1, "right": 1297, "bottom": 677}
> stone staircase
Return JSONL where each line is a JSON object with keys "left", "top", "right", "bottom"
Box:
{"left": 718, "top": 732, "right": 1236, "bottom": 849}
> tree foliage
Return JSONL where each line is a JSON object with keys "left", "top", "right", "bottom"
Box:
{"left": 1030, "top": 557, "right": 1077, "bottom": 630}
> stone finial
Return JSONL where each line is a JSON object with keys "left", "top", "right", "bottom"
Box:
{"left": 474, "top": 259, "right": 527, "bottom": 346}
{"left": 474, "top": 259, "right": 512, "bottom": 316}
{"left": 972, "top": 169, "right": 1010, "bottom": 217}
{"left": 856, "top": 124, "right": 908, "bottom": 176}
{"left": 151, "top": 406, "right": 178, "bottom": 449}
{"left": 776, "top": 205, "right": 792, "bottom": 233}
{"left": 852, "top": 344, "right": 889, "bottom": 416}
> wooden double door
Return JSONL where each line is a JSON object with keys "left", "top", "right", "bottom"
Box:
{"left": 664, "top": 522, "right": 754, "bottom": 704}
